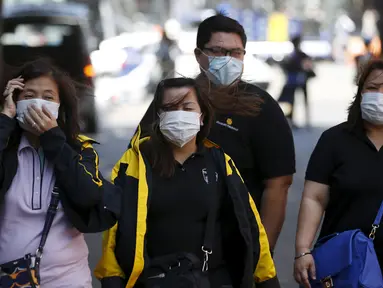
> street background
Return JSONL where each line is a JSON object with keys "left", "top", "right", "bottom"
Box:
{"left": 0, "top": 0, "right": 373, "bottom": 286}
{"left": 85, "top": 61, "right": 355, "bottom": 288}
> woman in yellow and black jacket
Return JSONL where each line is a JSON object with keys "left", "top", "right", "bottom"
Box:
{"left": 95, "top": 78, "right": 279, "bottom": 288}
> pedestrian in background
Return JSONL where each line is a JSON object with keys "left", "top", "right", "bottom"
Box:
{"left": 0, "top": 59, "right": 119, "bottom": 287}
{"left": 278, "top": 35, "right": 316, "bottom": 129}
{"left": 354, "top": 38, "right": 377, "bottom": 81}
{"left": 355, "top": 38, "right": 374, "bottom": 69}
{"left": 138, "top": 13, "right": 295, "bottom": 256}
{"left": 95, "top": 78, "right": 279, "bottom": 288}
{"left": 294, "top": 59, "right": 383, "bottom": 286}
{"left": 156, "top": 28, "right": 181, "bottom": 79}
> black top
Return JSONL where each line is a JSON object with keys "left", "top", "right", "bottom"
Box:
{"left": 306, "top": 122, "right": 383, "bottom": 266}
{"left": 282, "top": 50, "right": 310, "bottom": 73}
{"left": 139, "top": 82, "right": 296, "bottom": 207}
{"left": 144, "top": 146, "right": 228, "bottom": 273}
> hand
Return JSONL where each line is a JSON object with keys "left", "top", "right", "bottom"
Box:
{"left": 1, "top": 76, "right": 24, "bottom": 118}
{"left": 294, "top": 253, "right": 316, "bottom": 288}
{"left": 24, "top": 105, "right": 58, "bottom": 136}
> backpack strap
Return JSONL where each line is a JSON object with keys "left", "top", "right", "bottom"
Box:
{"left": 201, "top": 150, "right": 220, "bottom": 272}
{"left": 35, "top": 186, "right": 60, "bottom": 267}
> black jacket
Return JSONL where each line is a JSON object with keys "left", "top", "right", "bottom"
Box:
{"left": 95, "top": 130, "right": 279, "bottom": 288}
{"left": 0, "top": 113, "right": 119, "bottom": 233}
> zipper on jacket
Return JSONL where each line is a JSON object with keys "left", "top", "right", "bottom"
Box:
{"left": 147, "top": 273, "right": 165, "bottom": 279}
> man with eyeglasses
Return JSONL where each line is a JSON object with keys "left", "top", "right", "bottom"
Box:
{"left": 138, "top": 13, "right": 295, "bottom": 258}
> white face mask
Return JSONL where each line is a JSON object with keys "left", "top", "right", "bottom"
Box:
{"left": 361, "top": 92, "right": 383, "bottom": 125}
{"left": 202, "top": 56, "right": 244, "bottom": 86}
{"left": 159, "top": 111, "right": 201, "bottom": 148}
{"left": 16, "top": 99, "right": 60, "bottom": 134}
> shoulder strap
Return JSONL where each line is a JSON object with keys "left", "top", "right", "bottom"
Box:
{"left": 201, "top": 148, "right": 225, "bottom": 272}
{"left": 35, "top": 186, "right": 60, "bottom": 264}
{"left": 373, "top": 201, "right": 383, "bottom": 226}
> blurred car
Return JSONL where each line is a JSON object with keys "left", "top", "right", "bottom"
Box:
{"left": 91, "top": 41, "right": 163, "bottom": 105}
{"left": 2, "top": 3, "right": 99, "bottom": 133}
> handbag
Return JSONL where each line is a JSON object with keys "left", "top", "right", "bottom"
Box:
{"left": 144, "top": 151, "right": 220, "bottom": 288}
{"left": 309, "top": 201, "right": 383, "bottom": 288}
{"left": 0, "top": 187, "right": 61, "bottom": 288}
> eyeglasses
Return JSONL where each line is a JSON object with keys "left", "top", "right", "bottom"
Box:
{"left": 203, "top": 46, "right": 246, "bottom": 58}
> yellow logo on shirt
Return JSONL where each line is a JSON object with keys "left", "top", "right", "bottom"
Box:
{"left": 226, "top": 118, "right": 233, "bottom": 125}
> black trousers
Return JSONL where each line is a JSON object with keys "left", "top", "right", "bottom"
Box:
{"left": 278, "top": 83, "right": 309, "bottom": 125}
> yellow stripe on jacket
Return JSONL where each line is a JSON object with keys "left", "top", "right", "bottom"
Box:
{"left": 78, "top": 141, "right": 103, "bottom": 187}
{"left": 94, "top": 223, "right": 125, "bottom": 279}
{"left": 95, "top": 129, "right": 148, "bottom": 287}
{"left": 94, "top": 149, "right": 136, "bottom": 281}
{"left": 126, "top": 148, "right": 148, "bottom": 287}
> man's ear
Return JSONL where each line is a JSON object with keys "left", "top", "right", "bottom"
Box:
{"left": 195, "top": 48, "right": 202, "bottom": 63}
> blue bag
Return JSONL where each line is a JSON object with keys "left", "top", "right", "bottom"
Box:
{"left": 310, "top": 202, "right": 383, "bottom": 288}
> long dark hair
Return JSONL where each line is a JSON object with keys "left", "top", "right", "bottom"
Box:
{"left": 2, "top": 58, "right": 80, "bottom": 147}
{"left": 348, "top": 59, "right": 383, "bottom": 128}
{"left": 195, "top": 74, "right": 264, "bottom": 117}
{"left": 142, "top": 78, "right": 213, "bottom": 178}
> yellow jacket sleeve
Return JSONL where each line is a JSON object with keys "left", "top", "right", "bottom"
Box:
{"left": 94, "top": 223, "right": 126, "bottom": 280}
{"left": 248, "top": 195, "right": 277, "bottom": 282}
{"left": 94, "top": 158, "right": 129, "bottom": 281}
{"left": 224, "top": 154, "right": 276, "bottom": 283}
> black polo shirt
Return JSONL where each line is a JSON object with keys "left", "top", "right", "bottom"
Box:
{"left": 143, "top": 146, "right": 229, "bottom": 279}
{"left": 306, "top": 122, "right": 383, "bottom": 267}
{"left": 139, "top": 82, "right": 296, "bottom": 207}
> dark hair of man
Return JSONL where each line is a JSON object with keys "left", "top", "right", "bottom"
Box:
{"left": 196, "top": 12, "right": 247, "bottom": 49}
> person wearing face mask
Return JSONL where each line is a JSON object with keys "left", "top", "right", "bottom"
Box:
{"left": 0, "top": 59, "right": 120, "bottom": 288}
{"left": 138, "top": 13, "right": 295, "bottom": 257}
{"left": 95, "top": 78, "right": 280, "bottom": 288}
{"left": 294, "top": 59, "right": 383, "bottom": 287}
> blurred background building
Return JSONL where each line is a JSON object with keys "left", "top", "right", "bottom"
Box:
{"left": 3, "top": 0, "right": 381, "bottom": 62}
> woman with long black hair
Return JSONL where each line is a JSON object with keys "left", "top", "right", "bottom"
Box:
{"left": 95, "top": 78, "right": 279, "bottom": 288}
